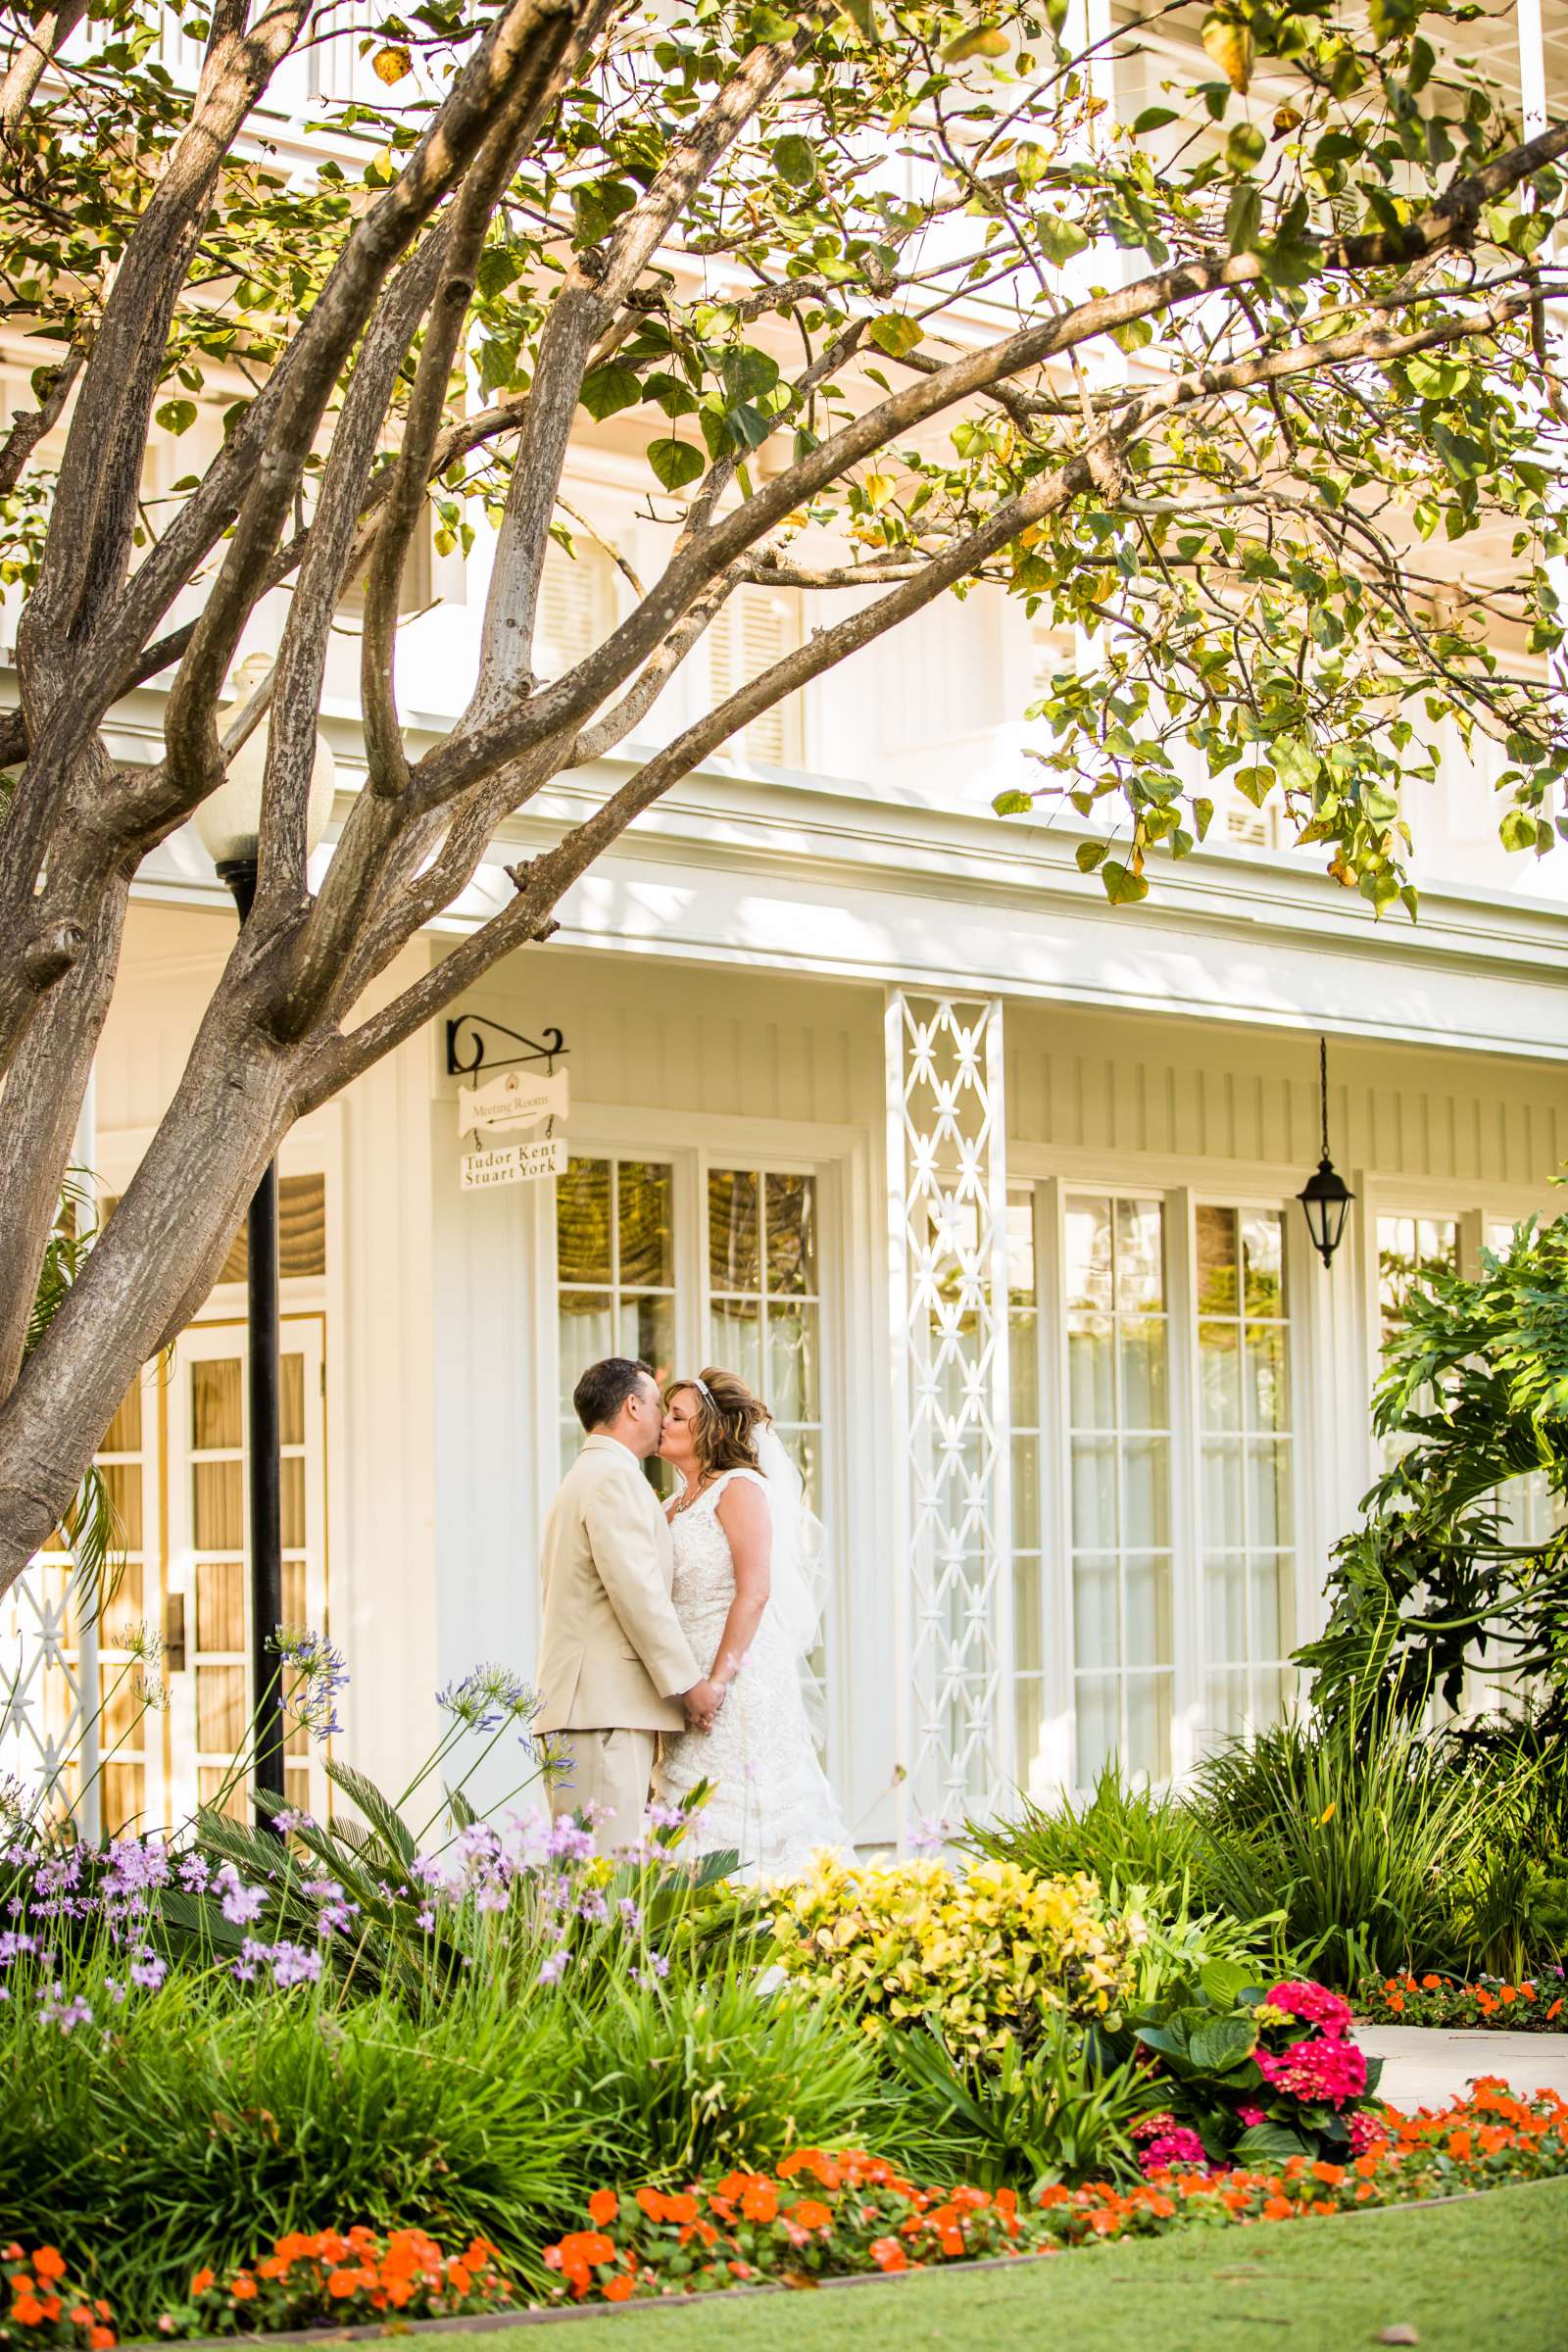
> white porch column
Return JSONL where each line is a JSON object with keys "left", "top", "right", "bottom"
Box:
{"left": 885, "top": 991, "right": 1013, "bottom": 1834}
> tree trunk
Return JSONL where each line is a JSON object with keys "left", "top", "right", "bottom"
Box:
{"left": 0, "top": 998, "right": 301, "bottom": 1597}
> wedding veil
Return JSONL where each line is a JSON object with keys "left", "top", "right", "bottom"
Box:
{"left": 753, "top": 1422, "right": 830, "bottom": 1743}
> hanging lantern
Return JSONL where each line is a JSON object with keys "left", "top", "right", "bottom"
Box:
{"left": 1298, "top": 1035, "right": 1353, "bottom": 1269}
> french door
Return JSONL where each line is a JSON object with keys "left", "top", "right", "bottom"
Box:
{"left": 165, "top": 1316, "right": 329, "bottom": 1823}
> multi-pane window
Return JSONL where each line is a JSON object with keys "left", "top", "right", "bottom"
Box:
{"left": 1007, "top": 1191, "right": 1046, "bottom": 1797}
{"left": 709, "top": 587, "right": 803, "bottom": 766}
{"left": 556, "top": 1157, "right": 676, "bottom": 1471}
{"left": 1065, "top": 1196, "right": 1174, "bottom": 1785}
{"left": 97, "top": 1379, "right": 157, "bottom": 1834}
{"left": 707, "top": 1170, "right": 821, "bottom": 1506}
{"left": 1377, "top": 1213, "right": 1458, "bottom": 1344}
{"left": 1196, "top": 1205, "right": 1295, "bottom": 1742}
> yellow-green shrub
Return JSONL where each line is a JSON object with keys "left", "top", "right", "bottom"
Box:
{"left": 768, "top": 1856, "right": 1147, "bottom": 2058}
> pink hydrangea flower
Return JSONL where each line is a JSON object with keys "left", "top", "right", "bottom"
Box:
{"left": 1348, "top": 2110, "right": 1387, "bottom": 2155}
{"left": 1255, "top": 2034, "right": 1367, "bottom": 2108}
{"left": 1237, "top": 2104, "right": 1266, "bottom": 2127}
{"left": 1138, "top": 2127, "right": 1208, "bottom": 2177}
{"left": 1131, "top": 2111, "right": 1178, "bottom": 2141}
{"left": 1265, "top": 1980, "right": 1353, "bottom": 2039}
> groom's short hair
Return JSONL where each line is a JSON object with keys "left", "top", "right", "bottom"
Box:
{"left": 574, "top": 1356, "right": 653, "bottom": 1433}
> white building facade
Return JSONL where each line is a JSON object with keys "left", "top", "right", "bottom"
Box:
{"left": 4, "top": 7, "right": 1568, "bottom": 1845}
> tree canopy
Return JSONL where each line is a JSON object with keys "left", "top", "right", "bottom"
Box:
{"left": 2, "top": 0, "right": 1568, "bottom": 1586}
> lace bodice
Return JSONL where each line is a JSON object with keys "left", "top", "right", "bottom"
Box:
{"left": 655, "top": 1465, "right": 847, "bottom": 1879}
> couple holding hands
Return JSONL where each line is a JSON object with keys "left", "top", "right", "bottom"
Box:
{"left": 534, "top": 1355, "right": 845, "bottom": 1878}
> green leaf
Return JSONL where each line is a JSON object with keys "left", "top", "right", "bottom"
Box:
{"left": 1225, "top": 122, "right": 1265, "bottom": 174}
{"left": 1499, "top": 808, "right": 1540, "bottom": 853}
{"left": 1234, "top": 2120, "right": 1308, "bottom": 2160}
{"left": 579, "top": 364, "right": 643, "bottom": 420}
{"left": 1102, "top": 859, "right": 1150, "bottom": 906}
{"left": 1200, "top": 1956, "right": 1254, "bottom": 2011}
{"left": 648, "top": 435, "right": 706, "bottom": 491}
{"left": 1225, "top": 183, "right": 1263, "bottom": 255}
{"left": 772, "top": 134, "right": 819, "bottom": 187}
{"left": 1038, "top": 211, "right": 1090, "bottom": 268}
{"left": 869, "top": 313, "right": 924, "bottom": 358}
{"left": 154, "top": 398, "right": 197, "bottom": 435}
{"left": 993, "top": 788, "right": 1033, "bottom": 815}
{"left": 1132, "top": 106, "right": 1179, "bottom": 135}
{"left": 837, "top": 0, "right": 878, "bottom": 35}
{"left": 1188, "top": 2014, "right": 1258, "bottom": 2073}
{"left": 1075, "top": 839, "right": 1107, "bottom": 872}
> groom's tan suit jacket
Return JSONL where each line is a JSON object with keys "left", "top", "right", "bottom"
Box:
{"left": 535, "top": 1435, "right": 700, "bottom": 1735}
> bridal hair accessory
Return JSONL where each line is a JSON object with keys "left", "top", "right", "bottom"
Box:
{"left": 689, "top": 1375, "right": 713, "bottom": 1400}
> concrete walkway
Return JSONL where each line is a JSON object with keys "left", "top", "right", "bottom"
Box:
{"left": 1358, "top": 2025, "right": 1568, "bottom": 2111}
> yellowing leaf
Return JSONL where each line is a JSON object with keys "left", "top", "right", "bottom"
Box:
{"left": 944, "top": 24, "right": 1009, "bottom": 62}
{"left": 861, "top": 470, "right": 896, "bottom": 511}
{"left": 372, "top": 42, "right": 412, "bottom": 84}
{"left": 1200, "top": 12, "right": 1252, "bottom": 92}
{"left": 1319, "top": 1802, "right": 1337, "bottom": 1824}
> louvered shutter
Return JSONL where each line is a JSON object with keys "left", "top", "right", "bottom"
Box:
{"left": 710, "top": 586, "right": 801, "bottom": 763}
{"left": 535, "top": 539, "right": 608, "bottom": 679}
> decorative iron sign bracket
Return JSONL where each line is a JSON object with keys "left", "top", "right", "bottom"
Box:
{"left": 444, "top": 1013, "right": 566, "bottom": 1081}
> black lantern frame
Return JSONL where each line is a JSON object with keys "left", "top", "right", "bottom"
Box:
{"left": 1298, "top": 1035, "right": 1353, "bottom": 1269}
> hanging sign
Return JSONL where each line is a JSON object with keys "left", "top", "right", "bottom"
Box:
{"left": 457, "top": 1067, "right": 569, "bottom": 1136}
{"left": 461, "top": 1135, "right": 569, "bottom": 1192}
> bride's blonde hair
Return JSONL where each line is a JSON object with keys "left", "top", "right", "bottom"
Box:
{"left": 664, "top": 1366, "right": 770, "bottom": 1478}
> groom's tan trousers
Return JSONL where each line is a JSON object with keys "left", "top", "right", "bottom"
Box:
{"left": 549, "top": 1726, "right": 657, "bottom": 1853}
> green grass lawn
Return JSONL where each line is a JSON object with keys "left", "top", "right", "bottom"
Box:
{"left": 488, "top": 2180, "right": 1568, "bottom": 2352}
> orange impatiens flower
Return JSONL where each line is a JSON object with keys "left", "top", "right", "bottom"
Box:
{"left": 602, "top": 2276, "right": 636, "bottom": 2302}
{"left": 229, "top": 2277, "right": 258, "bottom": 2302}
{"left": 587, "top": 2190, "right": 619, "bottom": 2228}
{"left": 788, "top": 2200, "right": 833, "bottom": 2231}
{"left": 188, "top": 2270, "right": 215, "bottom": 2297}
{"left": 869, "top": 2238, "right": 906, "bottom": 2273}
{"left": 31, "top": 2253, "right": 67, "bottom": 2283}
{"left": 1421, "top": 1974, "right": 1441, "bottom": 1990}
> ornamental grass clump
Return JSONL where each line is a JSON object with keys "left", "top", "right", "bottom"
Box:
{"left": 767, "top": 1855, "right": 1145, "bottom": 2057}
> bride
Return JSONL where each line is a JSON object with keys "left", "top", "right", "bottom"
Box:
{"left": 653, "top": 1366, "right": 848, "bottom": 1878}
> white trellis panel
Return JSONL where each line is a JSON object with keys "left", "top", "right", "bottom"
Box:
{"left": 0, "top": 1548, "right": 99, "bottom": 1838}
{"left": 885, "top": 992, "right": 1012, "bottom": 1832}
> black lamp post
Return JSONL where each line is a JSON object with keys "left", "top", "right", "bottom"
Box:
{"left": 1297, "top": 1035, "right": 1353, "bottom": 1270}
{"left": 194, "top": 655, "right": 336, "bottom": 1824}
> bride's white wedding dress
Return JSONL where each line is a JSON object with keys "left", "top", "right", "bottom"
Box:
{"left": 654, "top": 1460, "right": 848, "bottom": 1879}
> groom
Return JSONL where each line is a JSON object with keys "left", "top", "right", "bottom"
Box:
{"left": 536, "top": 1357, "right": 725, "bottom": 1853}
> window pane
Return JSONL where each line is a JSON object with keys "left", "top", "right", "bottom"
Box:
{"left": 1242, "top": 1209, "right": 1285, "bottom": 1317}
{"left": 1195, "top": 1202, "right": 1239, "bottom": 1318}
{"left": 1114, "top": 1199, "right": 1164, "bottom": 1313}
{"left": 1125, "top": 1673, "right": 1171, "bottom": 1782}
{"left": 1065, "top": 1200, "right": 1112, "bottom": 1316}
{"left": 1205, "top": 1553, "right": 1247, "bottom": 1663}
{"left": 1124, "top": 1552, "right": 1171, "bottom": 1669}
{"left": 1199, "top": 1320, "right": 1242, "bottom": 1432}
{"left": 1250, "top": 1552, "right": 1289, "bottom": 1661}
{"left": 192, "top": 1357, "right": 242, "bottom": 1449}
{"left": 1073, "top": 1556, "right": 1118, "bottom": 1670}
{"left": 1012, "top": 1435, "right": 1041, "bottom": 1553}
{"left": 559, "top": 1291, "right": 614, "bottom": 1383}
{"left": 1068, "top": 1316, "right": 1114, "bottom": 1426}
{"left": 280, "top": 1455, "right": 306, "bottom": 1551}
{"left": 1074, "top": 1673, "right": 1119, "bottom": 1785}
{"left": 1014, "top": 1554, "right": 1043, "bottom": 1679}
{"left": 1006, "top": 1194, "right": 1037, "bottom": 1307}
{"left": 103, "top": 1383, "right": 142, "bottom": 1454}
{"left": 102, "top": 1460, "right": 143, "bottom": 1552}
{"left": 764, "top": 1174, "right": 816, "bottom": 1297}
{"left": 618, "top": 1161, "right": 673, "bottom": 1289}
{"left": 197, "top": 1559, "right": 246, "bottom": 1652}
{"left": 193, "top": 1460, "right": 243, "bottom": 1552}
{"left": 197, "top": 1662, "right": 247, "bottom": 1752}
{"left": 709, "top": 1298, "right": 763, "bottom": 1396}
{"left": 557, "top": 1158, "right": 612, "bottom": 1288}
{"left": 1248, "top": 1442, "right": 1292, "bottom": 1548}
{"left": 709, "top": 1169, "right": 760, "bottom": 1293}
{"left": 766, "top": 1301, "right": 818, "bottom": 1424}
{"left": 1010, "top": 1307, "right": 1040, "bottom": 1428}
{"left": 1246, "top": 1319, "right": 1289, "bottom": 1432}
{"left": 1072, "top": 1439, "right": 1116, "bottom": 1549}
{"left": 1119, "top": 1319, "right": 1167, "bottom": 1429}
{"left": 1015, "top": 1678, "right": 1046, "bottom": 1800}
{"left": 619, "top": 1296, "right": 675, "bottom": 1390}
{"left": 280, "top": 1353, "right": 306, "bottom": 1446}
{"left": 1202, "top": 1438, "right": 1245, "bottom": 1549}
{"left": 1121, "top": 1437, "right": 1170, "bottom": 1548}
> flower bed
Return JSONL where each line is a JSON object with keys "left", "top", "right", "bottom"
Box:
{"left": 542, "top": 2083, "right": 1568, "bottom": 2304}
{"left": 1, "top": 2246, "right": 116, "bottom": 2349}
{"left": 1360, "top": 1972, "right": 1567, "bottom": 2031}
{"left": 170, "top": 2230, "right": 513, "bottom": 2336}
